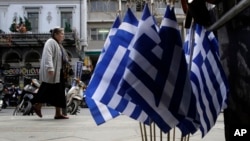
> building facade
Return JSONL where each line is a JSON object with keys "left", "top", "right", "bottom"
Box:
{"left": 0, "top": 0, "right": 185, "bottom": 86}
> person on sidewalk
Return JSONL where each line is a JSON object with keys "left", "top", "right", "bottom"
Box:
{"left": 32, "top": 27, "right": 69, "bottom": 119}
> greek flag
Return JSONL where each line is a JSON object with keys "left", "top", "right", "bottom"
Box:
{"left": 119, "top": 4, "right": 195, "bottom": 133}
{"left": 85, "top": 16, "right": 121, "bottom": 125}
{"left": 159, "top": 5, "right": 199, "bottom": 135}
{"left": 184, "top": 23, "right": 229, "bottom": 136}
{"left": 85, "top": 8, "right": 149, "bottom": 125}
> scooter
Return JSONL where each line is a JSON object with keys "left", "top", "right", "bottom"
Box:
{"left": 13, "top": 78, "right": 40, "bottom": 116}
{"left": 64, "top": 78, "right": 85, "bottom": 115}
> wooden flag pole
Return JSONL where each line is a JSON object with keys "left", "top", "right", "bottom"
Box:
{"left": 173, "top": 127, "right": 175, "bottom": 141}
{"left": 140, "top": 123, "right": 145, "bottom": 141}
{"left": 144, "top": 124, "right": 148, "bottom": 141}
{"left": 150, "top": 123, "right": 153, "bottom": 141}
{"left": 153, "top": 123, "right": 156, "bottom": 141}
{"left": 167, "top": 131, "right": 170, "bottom": 141}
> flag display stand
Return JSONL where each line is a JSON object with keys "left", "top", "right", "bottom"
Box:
{"left": 139, "top": 123, "right": 190, "bottom": 141}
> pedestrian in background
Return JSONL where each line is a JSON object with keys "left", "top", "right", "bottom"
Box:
{"left": 32, "top": 27, "right": 69, "bottom": 119}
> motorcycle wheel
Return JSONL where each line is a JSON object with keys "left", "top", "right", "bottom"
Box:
{"left": 13, "top": 101, "right": 32, "bottom": 116}
{"left": 67, "top": 100, "right": 79, "bottom": 115}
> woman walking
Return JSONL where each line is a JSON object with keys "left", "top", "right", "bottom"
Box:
{"left": 33, "top": 27, "right": 69, "bottom": 119}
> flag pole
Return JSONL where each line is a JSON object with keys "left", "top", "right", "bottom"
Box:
{"left": 149, "top": 123, "right": 153, "bottom": 141}
{"left": 139, "top": 123, "right": 145, "bottom": 141}
{"left": 173, "top": 127, "right": 175, "bottom": 141}
{"left": 160, "top": 130, "right": 162, "bottom": 141}
{"left": 153, "top": 123, "right": 156, "bottom": 141}
{"left": 167, "top": 131, "right": 170, "bottom": 141}
{"left": 143, "top": 124, "right": 148, "bottom": 141}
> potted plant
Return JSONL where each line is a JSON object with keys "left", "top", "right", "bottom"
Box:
{"left": 9, "top": 16, "right": 32, "bottom": 33}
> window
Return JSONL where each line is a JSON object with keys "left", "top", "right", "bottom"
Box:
{"left": 57, "top": 5, "right": 76, "bottom": 32}
{"left": 61, "top": 11, "right": 72, "bottom": 32}
{"left": 89, "top": 28, "right": 109, "bottom": 41}
{"left": 27, "top": 12, "right": 39, "bottom": 32}
{"left": 23, "top": 6, "right": 42, "bottom": 33}
{"left": 89, "top": 0, "right": 117, "bottom": 12}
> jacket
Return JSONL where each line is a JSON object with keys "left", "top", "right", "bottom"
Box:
{"left": 39, "top": 38, "right": 62, "bottom": 83}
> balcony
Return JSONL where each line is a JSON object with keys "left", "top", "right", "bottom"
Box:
{"left": 0, "top": 32, "right": 78, "bottom": 48}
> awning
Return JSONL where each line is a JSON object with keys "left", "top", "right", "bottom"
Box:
{"left": 85, "top": 51, "right": 101, "bottom": 55}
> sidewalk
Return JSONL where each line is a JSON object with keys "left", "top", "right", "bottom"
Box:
{"left": 0, "top": 108, "right": 225, "bottom": 141}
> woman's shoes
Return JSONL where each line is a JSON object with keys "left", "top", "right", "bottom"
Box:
{"left": 54, "top": 115, "right": 69, "bottom": 119}
{"left": 33, "top": 103, "right": 42, "bottom": 118}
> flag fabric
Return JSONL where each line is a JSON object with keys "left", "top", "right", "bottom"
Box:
{"left": 85, "top": 16, "right": 121, "bottom": 125}
{"left": 85, "top": 97, "right": 120, "bottom": 124}
{"left": 85, "top": 8, "right": 150, "bottom": 125}
{"left": 183, "top": 23, "right": 229, "bottom": 137}
{"left": 159, "top": 5, "right": 200, "bottom": 135}
{"left": 118, "top": 4, "right": 195, "bottom": 134}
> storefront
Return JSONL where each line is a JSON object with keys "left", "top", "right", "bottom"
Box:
{"left": 2, "top": 67, "right": 39, "bottom": 88}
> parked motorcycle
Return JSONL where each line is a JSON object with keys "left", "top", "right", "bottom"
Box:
{"left": 13, "top": 78, "right": 40, "bottom": 116}
{"left": 64, "top": 78, "right": 86, "bottom": 115}
{"left": 2, "top": 84, "right": 20, "bottom": 108}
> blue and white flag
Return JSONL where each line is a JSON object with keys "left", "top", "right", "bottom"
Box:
{"left": 119, "top": 4, "right": 194, "bottom": 133}
{"left": 85, "top": 8, "right": 150, "bottom": 125}
{"left": 159, "top": 5, "right": 199, "bottom": 135}
{"left": 85, "top": 15, "right": 121, "bottom": 125}
{"left": 184, "top": 23, "right": 229, "bottom": 137}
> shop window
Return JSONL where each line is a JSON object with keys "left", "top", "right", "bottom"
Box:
{"left": 4, "top": 75, "right": 19, "bottom": 86}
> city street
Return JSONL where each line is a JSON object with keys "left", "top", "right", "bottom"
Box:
{"left": 0, "top": 107, "right": 225, "bottom": 141}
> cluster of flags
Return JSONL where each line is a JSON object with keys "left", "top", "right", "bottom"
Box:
{"left": 85, "top": 3, "right": 229, "bottom": 138}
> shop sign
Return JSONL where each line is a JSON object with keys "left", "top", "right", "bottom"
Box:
{"left": 2, "top": 67, "right": 40, "bottom": 75}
